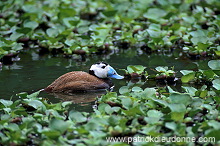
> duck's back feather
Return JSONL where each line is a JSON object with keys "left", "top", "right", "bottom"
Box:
{"left": 44, "top": 71, "right": 111, "bottom": 93}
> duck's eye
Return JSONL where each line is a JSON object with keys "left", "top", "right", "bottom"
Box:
{"left": 101, "top": 65, "right": 106, "bottom": 69}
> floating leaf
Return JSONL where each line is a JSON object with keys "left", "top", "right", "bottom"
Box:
{"left": 49, "top": 119, "right": 69, "bottom": 134}
{"left": 208, "top": 120, "right": 220, "bottom": 130}
{"left": 61, "top": 101, "right": 72, "bottom": 108}
{"left": 69, "top": 111, "right": 87, "bottom": 123}
{"left": 189, "top": 30, "right": 208, "bottom": 45}
{"left": 127, "top": 65, "right": 146, "bottom": 74}
{"left": 142, "top": 88, "right": 156, "bottom": 99}
{"left": 155, "top": 66, "right": 168, "bottom": 72}
{"left": 23, "top": 21, "right": 38, "bottom": 30}
{"left": 121, "top": 97, "right": 132, "bottom": 109}
{"left": 102, "top": 10, "right": 117, "bottom": 17}
{"left": 10, "top": 32, "right": 23, "bottom": 41}
{"left": 146, "top": 23, "right": 161, "bottom": 39}
{"left": 212, "top": 79, "right": 220, "bottom": 90}
{"left": 169, "top": 93, "right": 192, "bottom": 106}
{"left": 132, "top": 86, "right": 143, "bottom": 92}
{"left": 208, "top": 60, "right": 220, "bottom": 70}
{"left": 12, "top": 43, "right": 23, "bottom": 51}
{"left": 180, "top": 70, "right": 194, "bottom": 76}
{"left": 0, "top": 99, "right": 13, "bottom": 107}
{"left": 205, "top": 129, "right": 220, "bottom": 141}
{"left": 119, "top": 86, "right": 130, "bottom": 94}
{"left": 5, "top": 123, "right": 20, "bottom": 131}
{"left": 143, "top": 8, "right": 167, "bottom": 22}
{"left": 46, "top": 28, "right": 59, "bottom": 37}
{"left": 63, "top": 17, "right": 80, "bottom": 27}
{"left": 182, "top": 86, "right": 197, "bottom": 96}
{"left": 42, "top": 130, "right": 61, "bottom": 139}
{"left": 16, "top": 28, "right": 32, "bottom": 34}
{"left": 59, "top": 8, "right": 76, "bottom": 19}
{"left": 27, "top": 90, "right": 41, "bottom": 98}
{"left": 147, "top": 110, "right": 163, "bottom": 118}
{"left": 168, "top": 103, "right": 186, "bottom": 113}
{"left": 165, "top": 122, "right": 177, "bottom": 131}
{"left": 16, "top": 92, "right": 28, "bottom": 98}
{"left": 28, "top": 100, "right": 44, "bottom": 109}
{"left": 181, "top": 72, "right": 195, "bottom": 83}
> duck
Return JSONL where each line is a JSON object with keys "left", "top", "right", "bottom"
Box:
{"left": 44, "top": 62, "right": 124, "bottom": 93}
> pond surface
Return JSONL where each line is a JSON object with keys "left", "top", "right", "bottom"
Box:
{"left": 0, "top": 48, "right": 211, "bottom": 112}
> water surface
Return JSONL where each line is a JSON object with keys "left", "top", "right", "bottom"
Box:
{"left": 0, "top": 48, "right": 210, "bottom": 112}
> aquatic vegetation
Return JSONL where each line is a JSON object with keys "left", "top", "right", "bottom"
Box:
{"left": 1, "top": 0, "right": 220, "bottom": 62}
{"left": 181, "top": 60, "right": 220, "bottom": 84}
{"left": 122, "top": 65, "right": 178, "bottom": 85}
{"left": 153, "top": 66, "right": 176, "bottom": 83}
{"left": 1, "top": 81, "right": 220, "bottom": 145}
{"left": 1, "top": 0, "right": 220, "bottom": 145}
{"left": 123, "top": 65, "right": 147, "bottom": 79}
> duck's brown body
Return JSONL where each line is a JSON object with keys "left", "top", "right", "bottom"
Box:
{"left": 44, "top": 71, "right": 113, "bottom": 93}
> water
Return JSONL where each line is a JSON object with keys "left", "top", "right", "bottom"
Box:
{"left": 0, "top": 48, "right": 211, "bottom": 112}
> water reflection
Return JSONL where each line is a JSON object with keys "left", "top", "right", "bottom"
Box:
{"left": 50, "top": 91, "right": 106, "bottom": 104}
{"left": 45, "top": 91, "right": 107, "bottom": 112}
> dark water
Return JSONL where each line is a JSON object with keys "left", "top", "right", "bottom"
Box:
{"left": 0, "top": 48, "right": 210, "bottom": 112}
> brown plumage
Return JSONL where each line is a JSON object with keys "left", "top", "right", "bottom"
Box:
{"left": 44, "top": 71, "right": 113, "bottom": 93}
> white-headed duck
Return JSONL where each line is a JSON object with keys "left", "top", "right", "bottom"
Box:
{"left": 44, "top": 62, "right": 123, "bottom": 93}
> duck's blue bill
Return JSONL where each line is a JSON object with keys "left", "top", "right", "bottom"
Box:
{"left": 108, "top": 66, "right": 124, "bottom": 79}
{"left": 109, "top": 74, "right": 124, "bottom": 79}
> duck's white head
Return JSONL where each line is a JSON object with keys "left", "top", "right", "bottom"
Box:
{"left": 89, "top": 62, "right": 124, "bottom": 79}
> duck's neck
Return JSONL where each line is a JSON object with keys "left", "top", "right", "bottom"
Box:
{"left": 101, "top": 78, "right": 113, "bottom": 87}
